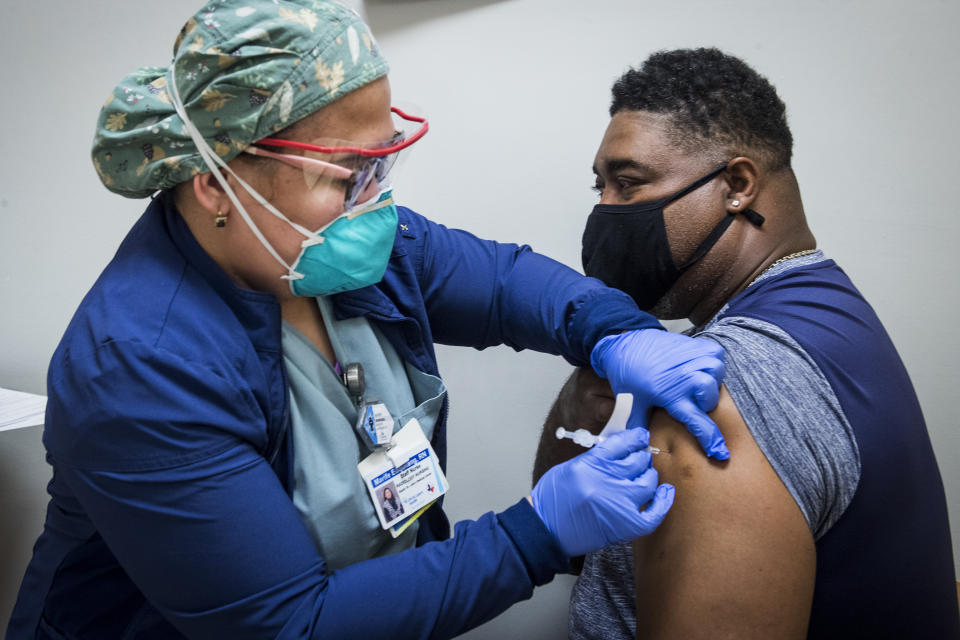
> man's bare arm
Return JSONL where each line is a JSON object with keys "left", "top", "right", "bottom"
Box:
{"left": 633, "top": 386, "right": 815, "bottom": 639}
{"left": 532, "top": 367, "right": 615, "bottom": 487}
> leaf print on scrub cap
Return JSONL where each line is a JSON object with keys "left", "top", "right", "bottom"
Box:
{"left": 91, "top": 0, "right": 389, "bottom": 199}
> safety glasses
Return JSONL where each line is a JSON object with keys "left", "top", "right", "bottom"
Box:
{"left": 245, "top": 107, "right": 428, "bottom": 210}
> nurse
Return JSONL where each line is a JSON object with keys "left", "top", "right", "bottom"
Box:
{"left": 9, "top": 2, "right": 728, "bottom": 638}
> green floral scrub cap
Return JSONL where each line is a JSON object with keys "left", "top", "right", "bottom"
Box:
{"left": 92, "top": 0, "right": 389, "bottom": 198}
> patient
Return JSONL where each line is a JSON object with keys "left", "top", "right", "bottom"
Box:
{"left": 533, "top": 48, "right": 959, "bottom": 639}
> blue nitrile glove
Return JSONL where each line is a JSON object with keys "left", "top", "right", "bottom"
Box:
{"left": 530, "top": 427, "right": 675, "bottom": 557}
{"left": 591, "top": 329, "right": 729, "bottom": 459}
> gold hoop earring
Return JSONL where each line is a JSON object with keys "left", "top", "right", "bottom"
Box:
{"left": 215, "top": 211, "right": 228, "bottom": 228}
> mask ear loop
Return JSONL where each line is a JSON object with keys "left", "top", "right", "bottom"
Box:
{"left": 674, "top": 163, "right": 767, "bottom": 271}
{"left": 167, "top": 64, "right": 320, "bottom": 281}
{"left": 663, "top": 163, "right": 730, "bottom": 206}
{"left": 675, "top": 214, "right": 737, "bottom": 271}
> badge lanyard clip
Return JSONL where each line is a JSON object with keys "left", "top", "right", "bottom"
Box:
{"left": 343, "top": 362, "right": 397, "bottom": 452}
{"left": 340, "top": 362, "right": 365, "bottom": 405}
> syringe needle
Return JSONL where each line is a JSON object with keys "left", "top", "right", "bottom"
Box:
{"left": 556, "top": 427, "right": 662, "bottom": 453}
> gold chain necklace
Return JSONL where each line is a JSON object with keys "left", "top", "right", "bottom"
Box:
{"left": 747, "top": 249, "right": 818, "bottom": 289}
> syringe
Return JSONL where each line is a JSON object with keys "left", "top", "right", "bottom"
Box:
{"left": 555, "top": 427, "right": 661, "bottom": 454}
{"left": 555, "top": 392, "right": 662, "bottom": 453}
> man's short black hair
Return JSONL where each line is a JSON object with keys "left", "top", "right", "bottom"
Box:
{"left": 611, "top": 48, "right": 792, "bottom": 170}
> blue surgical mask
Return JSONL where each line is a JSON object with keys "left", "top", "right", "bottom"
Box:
{"left": 289, "top": 188, "right": 398, "bottom": 297}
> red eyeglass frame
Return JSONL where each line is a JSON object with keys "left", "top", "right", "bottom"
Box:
{"left": 255, "top": 106, "right": 428, "bottom": 157}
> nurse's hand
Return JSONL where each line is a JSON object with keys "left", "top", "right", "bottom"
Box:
{"left": 530, "top": 427, "right": 674, "bottom": 558}
{"left": 591, "top": 329, "right": 729, "bottom": 459}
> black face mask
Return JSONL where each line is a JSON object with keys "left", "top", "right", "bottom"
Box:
{"left": 581, "top": 163, "right": 765, "bottom": 311}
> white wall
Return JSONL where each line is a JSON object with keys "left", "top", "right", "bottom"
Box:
{"left": 1, "top": 0, "right": 957, "bottom": 636}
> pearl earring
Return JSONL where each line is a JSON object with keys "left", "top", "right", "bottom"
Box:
{"left": 731, "top": 200, "right": 740, "bottom": 208}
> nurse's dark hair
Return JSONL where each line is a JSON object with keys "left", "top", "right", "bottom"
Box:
{"left": 610, "top": 48, "right": 793, "bottom": 170}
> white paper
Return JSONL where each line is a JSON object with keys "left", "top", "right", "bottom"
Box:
{"left": 0, "top": 387, "right": 47, "bottom": 432}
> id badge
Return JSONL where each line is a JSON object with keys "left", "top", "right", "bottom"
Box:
{"left": 358, "top": 418, "right": 449, "bottom": 534}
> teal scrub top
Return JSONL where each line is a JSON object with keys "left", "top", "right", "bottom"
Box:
{"left": 282, "top": 296, "right": 446, "bottom": 571}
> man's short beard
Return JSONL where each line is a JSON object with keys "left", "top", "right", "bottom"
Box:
{"left": 646, "top": 284, "right": 694, "bottom": 320}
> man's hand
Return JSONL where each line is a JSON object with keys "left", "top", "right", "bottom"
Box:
{"left": 591, "top": 329, "right": 729, "bottom": 459}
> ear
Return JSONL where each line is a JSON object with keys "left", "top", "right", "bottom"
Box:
{"left": 191, "top": 172, "right": 230, "bottom": 221}
{"left": 723, "top": 157, "right": 759, "bottom": 213}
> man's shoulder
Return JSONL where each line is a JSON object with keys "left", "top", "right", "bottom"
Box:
{"left": 720, "top": 257, "right": 876, "bottom": 341}
{"left": 694, "top": 312, "right": 861, "bottom": 541}
{"left": 709, "top": 255, "right": 893, "bottom": 376}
